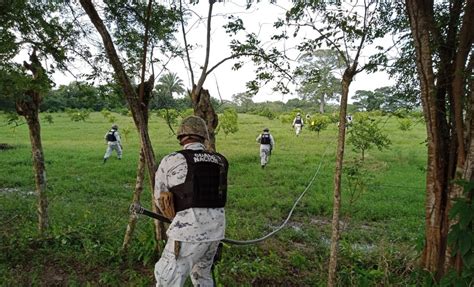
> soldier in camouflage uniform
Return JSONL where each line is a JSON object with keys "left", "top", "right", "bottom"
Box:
{"left": 256, "top": 127, "right": 275, "bottom": 169}
{"left": 103, "top": 124, "right": 122, "bottom": 163}
{"left": 154, "top": 116, "right": 228, "bottom": 287}
{"left": 292, "top": 112, "right": 304, "bottom": 136}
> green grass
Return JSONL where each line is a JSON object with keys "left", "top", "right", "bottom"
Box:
{"left": 0, "top": 112, "right": 427, "bottom": 286}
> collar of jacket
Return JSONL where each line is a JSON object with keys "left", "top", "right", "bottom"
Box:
{"left": 183, "top": 142, "right": 205, "bottom": 150}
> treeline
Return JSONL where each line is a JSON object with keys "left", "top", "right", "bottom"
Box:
{"left": 40, "top": 81, "right": 351, "bottom": 115}
{"left": 39, "top": 81, "right": 420, "bottom": 118}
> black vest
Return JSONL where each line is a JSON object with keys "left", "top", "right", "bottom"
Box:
{"left": 106, "top": 130, "right": 117, "bottom": 141}
{"left": 169, "top": 150, "right": 228, "bottom": 212}
{"left": 260, "top": 133, "right": 271, "bottom": 145}
{"left": 295, "top": 116, "right": 302, "bottom": 124}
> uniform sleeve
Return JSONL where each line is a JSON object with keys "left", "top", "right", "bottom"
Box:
{"left": 115, "top": 131, "right": 121, "bottom": 144}
{"left": 154, "top": 158, "right": 169, "bottom": 210}
{"left": 292, "top": 118, "right": 296, "bottom": 125}
{"left": 270, "top": 135, "right": 275, "bottom": 147}
{"left": 256, "top": 134, "right": 261, "bottom": 143}
{"left": 153, "top": 153, "right": 187, "bottom": 209}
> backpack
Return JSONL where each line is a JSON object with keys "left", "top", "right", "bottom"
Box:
{"left": 106, "top": 130, "right": 117, "bottom": 142}
{"left": 260, "top": 133, "right": 271, "bottom": 145}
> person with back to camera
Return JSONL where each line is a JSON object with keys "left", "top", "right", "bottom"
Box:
{"left": 292, "top": 112, "right": 304, "bottom": 136}
{"left": 256, "top": 127, "right": 275, "bottom": 169}
{"left": 103, "top": 124, "right": 122, "bottom": 164}
{"left": 153, "top": 115, "right": 229, "bottom": 287}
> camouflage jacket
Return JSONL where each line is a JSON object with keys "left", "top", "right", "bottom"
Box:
{"left": 154, "top": 142, "right": 226, "bottom": 242}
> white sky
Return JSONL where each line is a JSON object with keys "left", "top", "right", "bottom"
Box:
{"left": 53, "top": 0, "right": 395, "bottom": 103}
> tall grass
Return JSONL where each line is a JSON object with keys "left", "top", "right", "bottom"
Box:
{"left": 0, "top": 112, "right": 427, "bottom": 286}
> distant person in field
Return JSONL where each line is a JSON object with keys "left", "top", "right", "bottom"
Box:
{"left": 154, "top": 116, "right": 229, "bottom": 287}
{"left": 256, "top": 127, "right": 275, "bottom": 169}
{"left": 292, "top": 112, "right": 304, "bottom": 136}
{"left": 103, "top": 124, "right": 122, "bottom": 163}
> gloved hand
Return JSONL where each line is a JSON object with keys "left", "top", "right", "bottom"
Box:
{"left": 158, "top": 192, "right": 176, "bottom": 219}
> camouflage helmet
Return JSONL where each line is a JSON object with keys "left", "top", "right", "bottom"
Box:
{"left": 263, "top": 127, "right": 269, "bottom": 132}
{"left": 177, "top": 116, "right": 209, "bottom": 140}
{"left": 111, "top": 124, "right": 118, "bottom": 130}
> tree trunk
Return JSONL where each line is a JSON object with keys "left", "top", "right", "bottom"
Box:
{"left": 327, "top": 69, "right": 353, "bottom": 287}
{"left": 15, "top": 51, "right": 49, "bottom": 235}
{"left": 320, "top": 93, "right": 325, "bottom": 114}
{"left": 406, "top": 0, "right": 474, "bottom": 279}
{"left": 190, "top": 86, "right": 218, "bottom": 151}
{"left": 122, "top": 148, "right": 146, "bottom": 251}
{"left": 406, "top": 2, "right": 450, "bottom": 279}
{"left": 80, "top": 0, "right": 165, "bottom": 246}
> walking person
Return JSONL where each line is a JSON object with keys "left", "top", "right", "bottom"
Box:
{"left": 103, "top": 124, "right": 122, "bottom": 163}
{"left": 292, "top": 112, "right": 304, "bottom": 136}
{"left": 256, "top": 127, "right": 275, "bottom": 169}
{"left": 154, "top": 116, "right": 229, "bottom": 287}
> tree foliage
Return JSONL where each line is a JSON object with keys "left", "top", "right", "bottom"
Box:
{"left": 347, "top": 116, "right": 391, "bottom": 161}
{"left": 217, "top": 108, "right": 238, "bottom": 138}
{"left": 295, "top": 49, "right": 344, "bottom": 113}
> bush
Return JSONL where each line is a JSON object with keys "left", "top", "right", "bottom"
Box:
{"left": 398, "top": 118, "right": 413, "bottom": 131}
{"left": 258, "top": 107, "right": 276, "bottom": 120}
{"left": 157, "top": 109, "right": 180, "bottom": 126}
{"left": 347, "top": 117, "right": 391, "bottom": 160}
{"left": 279, "top": 113, "right": 293, "bottom": 124}
{"left": 308, "top": 115, "right": 331, "bottom": 135}
{"left": 65, "top": 108, "right": 90, "bottom": 122}
{"left": 217, "top": 108, "right": 239, "bottom": 137}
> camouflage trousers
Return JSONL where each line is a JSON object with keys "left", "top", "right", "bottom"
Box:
{"left": 104, "top": 142, "right": 122, "bottom": 159}
{"left": 260, "top": 145, "right": 271, "bottom": 167}
{"left": 155, "top": 239, "right": 220, "bottom": 287}
{"left": 294, "top": 124, "right": 302, "bottom": 135}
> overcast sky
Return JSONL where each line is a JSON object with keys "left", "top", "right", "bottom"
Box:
{"left": 53, "top": 0, "right": 396, "bottom": 103}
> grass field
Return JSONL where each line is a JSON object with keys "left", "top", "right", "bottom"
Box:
{"left": 0, "top": 112, "right": 428, "bottom": 286}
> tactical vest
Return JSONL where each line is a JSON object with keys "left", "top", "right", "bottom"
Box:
{"left": 106, "top": 130, "right": 117, "bottom": 141}
{"left": 295, "top": 116, "right": 302, "bottom": 124}
{"left": 169, "top": 150, "right": 228, "bottom": 212}
{"left": 260, "top": 133, "right": 271, "bottom": 145}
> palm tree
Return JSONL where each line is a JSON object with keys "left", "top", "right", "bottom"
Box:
{"left": 155, "top": 72, "right": 185, "bottom": 108}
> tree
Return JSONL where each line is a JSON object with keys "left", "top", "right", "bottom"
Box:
{"left": 232, "top": 92, "right": 254, "bottom": 113}
{"left": 0, "top": 1, "right": 79, "bottom": 234}
{"left": 403, "top": 0, "right": 474, "bottom": 280}
{"left": 296, "top": 49, "right": 344, "bottom": 113}
{"left": 347, "top": 116, "right": 391, "bottom": 160}
{"left": 352, "top": 89, "right": 386, "bottom": 112}
{"left": 308, "top": 114, "right": 330, "bottom": 136}
{"left": 155, "top": 72, "right": 185, "bottom": 102}
{"left": 285, "top": 1, "right": 397, "bottom": 285}
{"left": 79, "top": 0, "right": 179, "bottom": 249}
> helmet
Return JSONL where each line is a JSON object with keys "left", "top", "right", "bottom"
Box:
{"left": 263, "top": 128, "right": 269, "bottom": 132}
{"left": 111, "top": 124, "right": 118, "bottom": 130}
{"left": 297, "top": 112, "right": 301, "bottom": 116}
{"left": 177, "top": 116, "right": 209, "bottom": 140}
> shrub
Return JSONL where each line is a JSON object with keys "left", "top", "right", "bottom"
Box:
{"left": 66, "top": 108, "right": 90, "bottom": 122}
{"left": 217, "top": 108, "right": 239, "bottom": 137}
{"left": 308, "top": 115, "right": 331, "bottom": 136}
{"left": 347, "top": 117, "right": 391, "bottom": 160}
{"left": 258, "top": 107, "right": 276, "bottom": 120}
{"left": 157, "top": 108, "right": 179, "bottom": 126}
{"left": 398, "top": 118, "right": 413, "bottom": 131}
